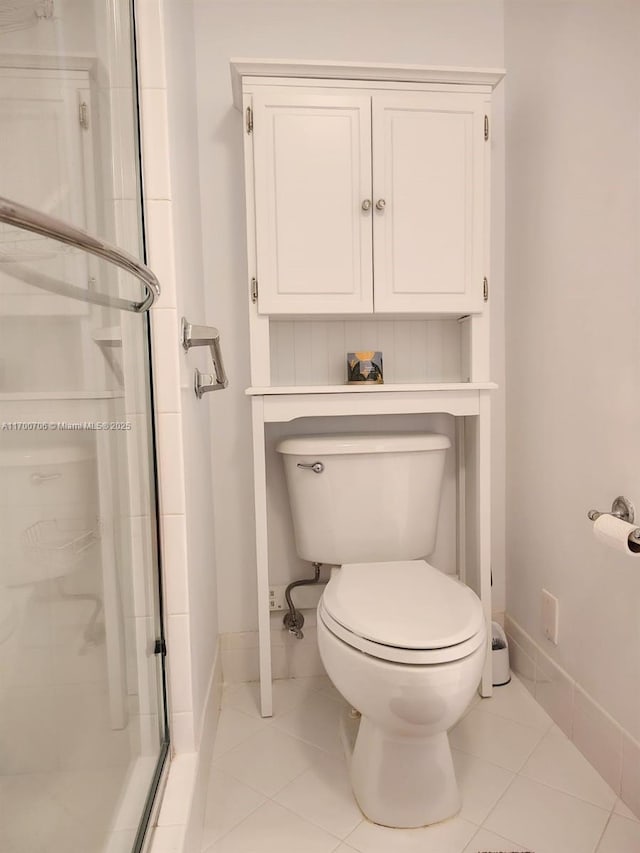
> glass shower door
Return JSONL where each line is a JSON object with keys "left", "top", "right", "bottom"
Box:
{"left": 0, "top": 3, "right": 168, "bottom": 851}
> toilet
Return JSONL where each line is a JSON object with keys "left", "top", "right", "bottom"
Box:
{"left": 276, "top": 432, "right": 487, "bottom": 829}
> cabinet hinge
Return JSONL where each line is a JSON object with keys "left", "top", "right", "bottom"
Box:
{"left": 246, "top": 106, "right": 253, "bottom": 134}
{"left": 483, "top": 276, "right": 489, "bottom": 302}
{"left": 250, "top": 277, "right": 258, "bottom": 303}
{"left": 153, "top": 638, "right": 167, "bottom": 657}
{"left": 79, "top": 101, "right": 89, "bottom": 130}
{"left": 484, "top": 115, "right": 489, "bottom": 141}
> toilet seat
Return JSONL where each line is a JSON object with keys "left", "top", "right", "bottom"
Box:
{"left": 320, "top": 560, "right": 486, "bottom": 665}
{"left": 319, "top": 602, "right": 485, "bottom": 664}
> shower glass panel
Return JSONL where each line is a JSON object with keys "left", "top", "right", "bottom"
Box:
{"left": 0, "top": 3, "right": 168, "bottom": 852}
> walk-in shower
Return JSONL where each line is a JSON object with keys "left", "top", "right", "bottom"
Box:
{"left": 0, "top": 2, "right": 168, "bottom": 851}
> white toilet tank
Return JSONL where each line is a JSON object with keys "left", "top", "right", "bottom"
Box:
{"left": 277, "top": 432, "right": 450, "bottom": 565}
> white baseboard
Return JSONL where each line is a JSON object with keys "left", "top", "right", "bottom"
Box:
{"left": 505, "top": 613, "right": 640, "bottom": 818}
{"left": 183, "top": 645, "right": 223, "bottom": 852}
{"left": 221, "top": 611, "right": 328, "bottom": 684}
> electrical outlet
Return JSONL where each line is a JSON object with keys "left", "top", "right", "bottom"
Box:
{"left": 269, "top": 587, "right": 285, "bottom": 611}
{"left": 542, "top": 589, "right": 559, "bottom": 645}
{"left": 269, "top": 583, "right": 324, "bottom": 612}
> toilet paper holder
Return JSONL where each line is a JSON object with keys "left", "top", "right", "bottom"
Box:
{"left": 587, "top": 496, "right": 640, "bottom": 541}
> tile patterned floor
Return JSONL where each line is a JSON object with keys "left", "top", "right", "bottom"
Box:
{"left": 201, "top": 675, "right": 640, "bottom": 853}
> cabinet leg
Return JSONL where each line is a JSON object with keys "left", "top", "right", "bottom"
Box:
{"left": 251, "top": 397, "right": 273, "bottom": 716}
{"left": 478, "top": 393, "right": 493, "bottom": 697}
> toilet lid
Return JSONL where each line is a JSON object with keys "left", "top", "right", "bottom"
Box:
{"left": 322, "top": 560, "right": 484, "bottom": 650}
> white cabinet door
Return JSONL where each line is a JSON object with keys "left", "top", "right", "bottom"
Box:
{"left": 252, "top": 90, "right": 373, "bottom": 314}
{"left": 0, "top": 69, "right": 95, "bottom": 315}
{"left": 372, "top": 92, "right": 487, "bottom": 314}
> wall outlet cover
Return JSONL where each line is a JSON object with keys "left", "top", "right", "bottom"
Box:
{"left": 269, "top": 582, "right": 324, "bottom": 612}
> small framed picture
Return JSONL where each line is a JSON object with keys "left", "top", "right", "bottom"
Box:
{"left": 347, "top": 351, "right": 383, "bottom": 384}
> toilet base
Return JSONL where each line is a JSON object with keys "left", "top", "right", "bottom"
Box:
{"left": 350, "top": 716, "right": 460, "bottom": 828}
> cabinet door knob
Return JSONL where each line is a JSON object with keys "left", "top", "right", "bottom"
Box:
{"left": 375, "top": 198, "right": 386, "bottom": 211}
{"left": 361, "top": 199, "right": 371, "bottom": 211}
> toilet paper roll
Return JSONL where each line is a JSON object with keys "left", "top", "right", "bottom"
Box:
{"left": 593, "top": 514, "right": 640, "bottom": 555}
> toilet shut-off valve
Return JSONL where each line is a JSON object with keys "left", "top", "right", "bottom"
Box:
{"left": 283, "top": 562, "right": 324, "bottom": 639}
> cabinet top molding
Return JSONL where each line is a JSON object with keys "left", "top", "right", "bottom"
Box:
{"left": 230, "top": 58, "right": 505, "bottom": 108}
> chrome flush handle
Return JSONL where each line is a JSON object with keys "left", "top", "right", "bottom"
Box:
{"left": 296, "top": 461, "right": 324, "bottom": 474}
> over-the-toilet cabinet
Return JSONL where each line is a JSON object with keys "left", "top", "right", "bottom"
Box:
{"left": 240, "top": 69, "right": 494, "bottom": 317}
{"left": 231, "top": 61, "right": 504, "bottom": 717}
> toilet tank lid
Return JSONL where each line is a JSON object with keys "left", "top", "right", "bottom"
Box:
{"left": 276, "top": 432, "right": 451, "bottom": 455}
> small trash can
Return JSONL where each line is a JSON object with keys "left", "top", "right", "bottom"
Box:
{"left": 491, "top": 622, "right": 511, "bottom": 686}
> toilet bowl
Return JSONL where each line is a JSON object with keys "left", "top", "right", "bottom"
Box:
{"left": 276, "top": 432, "right": 487, "bottom": 828}
{"left": 317, "top": 559, "right": 485, "bottom": 827}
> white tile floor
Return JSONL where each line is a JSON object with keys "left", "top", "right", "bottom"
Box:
{"left": 201, "top": 675, "right": 640, "bottom": 853}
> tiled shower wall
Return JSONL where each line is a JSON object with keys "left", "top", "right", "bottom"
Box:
{"left": 137, "top": 0, "right": 199, "bottom": 757}
{"left": 136, "top": 4, "right": 223, "bottom": 851}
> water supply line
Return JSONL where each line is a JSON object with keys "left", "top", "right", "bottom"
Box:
{"left": 283, "top": 562, "right": 324, "bottom": 639}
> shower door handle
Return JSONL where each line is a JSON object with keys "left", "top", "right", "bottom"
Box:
{"left": 181, "top": 317, "right": 229, "bottom": 398}
{"left": 0, "top": 195, "right": 160, "bottom": 312}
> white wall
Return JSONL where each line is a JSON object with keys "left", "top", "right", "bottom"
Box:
{"left": 193, "top": 0, "right": 507, "bottom": 638}
{"left": 505, "top": 0, "right": 640, "bottom": 739}
{"left": 161, "top": 0, "right": 219, "bottom": 740}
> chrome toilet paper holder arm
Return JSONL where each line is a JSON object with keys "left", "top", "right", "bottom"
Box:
{"left": 587, "top": 495, "right": 634, "bottom": 524}
{"left": 587, "top": 496, "right": 640, "bottom": 541}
